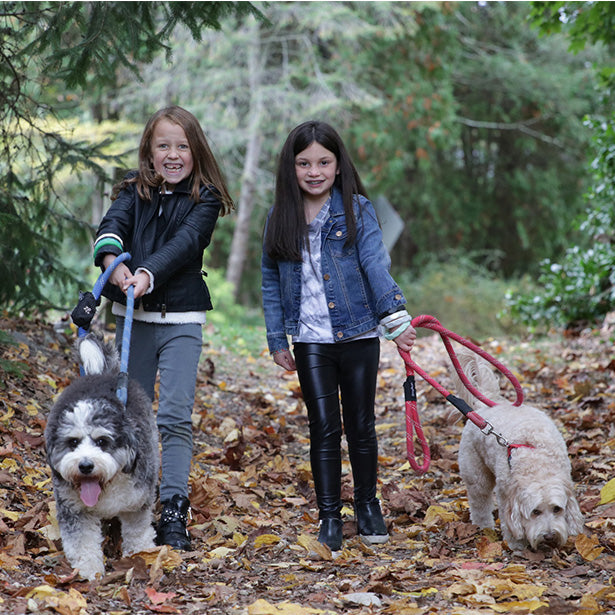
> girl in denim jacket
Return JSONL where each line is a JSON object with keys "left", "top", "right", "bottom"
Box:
{"left": 261, "top": 121, "right": 416, "bottom": 551}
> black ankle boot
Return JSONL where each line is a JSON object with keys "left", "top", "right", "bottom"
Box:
{"left": 318, "top": 518, "right": 343, "bottom": 551}
{"left": 355, "top": 500, "right": 389, "bottom": 545}
{"left": 157, "top": 494, "right": 191, "bottom": 550}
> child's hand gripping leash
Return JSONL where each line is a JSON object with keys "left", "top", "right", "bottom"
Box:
{"left": 398, "top": 315, "right": 524, "bottom": 473}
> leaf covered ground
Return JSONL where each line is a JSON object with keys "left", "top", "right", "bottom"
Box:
{"left": 0, "top": 314, "right": 614, "bottom": 615}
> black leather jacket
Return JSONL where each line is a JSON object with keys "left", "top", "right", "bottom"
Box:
{"left": 94, "top": 173, "right": 221, "bottom": 313}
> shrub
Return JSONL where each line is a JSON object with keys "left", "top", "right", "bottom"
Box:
{"left": 395, "top": 253, "right": 527, "bottom": 340}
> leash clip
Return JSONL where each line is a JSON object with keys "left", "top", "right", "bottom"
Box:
{"left": 481, "top": 421, "right": 509, "bottom": 448}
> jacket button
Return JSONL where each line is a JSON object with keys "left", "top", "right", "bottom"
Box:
{"left": 336, "top": 231, "right": 342, "bottom": 237}
{"left": 323, "top": 274, "right": 330, "bottom": 281}
{"left": 328, "top": 302, "right": 335, "bottom": 309}
{"left": 337, "top": 331, "right": 344, "bottom": 339}
{"left": 395, "top": 294, "right": 402, "bottom": 301}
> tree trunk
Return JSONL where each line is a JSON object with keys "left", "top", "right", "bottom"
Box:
{"left": 226, "top": 20, "right": 263, "bottom": 302}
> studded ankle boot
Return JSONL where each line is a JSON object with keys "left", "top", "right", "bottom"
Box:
{"left": 156, "top": 494, "right": 191, "bottom": 550}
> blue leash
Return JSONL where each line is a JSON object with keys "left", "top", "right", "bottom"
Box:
{"left": 72, "top": 252, "right": 133, "bottom": 403}
{"left": 116, "top": 284, "right": 133, "bottom": 404}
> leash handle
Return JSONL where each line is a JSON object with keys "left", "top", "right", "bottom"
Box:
{"left": 76, "top": 252, "right": 132, "bottom": 338}
{"left": 398, "top": 314, "right": 524, "bottom": 473}
{"left": 400, "top": 314, "right": 524, "bottom": 407}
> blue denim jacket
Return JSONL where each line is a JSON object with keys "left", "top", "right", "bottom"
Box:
{"left": 261, "top": 188, "right": 407, "bottom": 353}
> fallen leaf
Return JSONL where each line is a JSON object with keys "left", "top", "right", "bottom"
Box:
{"left": 247, "top": 599, "right": 329, "bottom": 614}
{"left": 599, "top": 477, "right": 615, "bottom": 505}
{"left": 296, "top": 534, "right": 332, "bottom": 561}
{"left": 145, "top": 587, "right": 177, "bottom": 605}
{"left": 575, "top": 534, "right": 604, "bottom": 562}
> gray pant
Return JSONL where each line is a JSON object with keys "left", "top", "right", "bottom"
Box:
{"left": 115, "top": 318, "right": 202, "bottom": 501}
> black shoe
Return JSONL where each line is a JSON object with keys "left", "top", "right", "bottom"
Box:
{"left": 156, "top": 494, "right": 191, "bottom": 550}
{"left": 355, "top": 500, "right": 389, "bottom": 545}
{"left": 317, "top": 518, "right": 343, "bottom": 551}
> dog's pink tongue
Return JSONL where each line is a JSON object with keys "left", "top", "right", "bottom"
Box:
{"left": 80, "top": 479, "right": 101, "bottom": 507}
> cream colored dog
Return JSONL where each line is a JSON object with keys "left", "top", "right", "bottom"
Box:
{"left": 452, "top": 349, "right": 584, "bottom": 550}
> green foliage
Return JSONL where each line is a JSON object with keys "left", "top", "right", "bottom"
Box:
{"left": 330, "top": 2, "right": 600, "bottom": 278}
{"left": 506, "top": 2, "right": 615, "bottom": 327}
{"left": 394, "top": 252, "right": 527, "bottom": 341}
{"left": 505, "top": 243, "right": 615, "bottom": 327}
{"left": 530, "top": 2, "right": 615, "bottom": 53}
{"left": 505, "top": 113, "right": 615, "bottom": 327}
{"left": 20, "top": 1, "right": 261, "bottom": 89}
{"left": 204, "top": 268, "right": 266, "bottom": 357}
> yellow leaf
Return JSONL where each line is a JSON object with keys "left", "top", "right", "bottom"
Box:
{"left": 0, "top": 407, "right": 14, "bottom": 422}
{"left": 393, "top": 587, "right": 438, "bottom": 599}
{"left": 0, "top": 508, "right": 20, "bottom": 521}
{"left": 204, "top": 547, "right": 235, "bottom": 559}
{"left": 599, "top": 477, "right": 615, "bottom": 505}
{"left": 575, "top": 534, "right": 604, "bottom": 562}
{"left": 488, "top": 597, "right": 548, "bottom": 612}
{"left": 296, "top": 534, "right": 332, "bottom": 561}
{"left": 577, "top": 593, "right": 602, "bottom": 615}
{"left": 233, "top": 532, "right": 248, "bottom": 546}
{"left": 423, "top": 504, "right": 459, "bottom": 527}
{"left": 375, "top": 422, "right": 398, "bottom": 433}
{"left": 26, "top": 400, "right": 42, "bottom": 414}
{"left": 247, "top": 599, "right": 328, "bottom": 614}
{"left": 37, "top": 375, "right": 58, "bottom": 390}
{"left": 26, "top": 586, "right": 88, "bottom": 615}
{"left": 137, "top": 546, "right": 183, "bottom": 571}
{"left": 254, "top": 534, "right": 281, "bottom": 548}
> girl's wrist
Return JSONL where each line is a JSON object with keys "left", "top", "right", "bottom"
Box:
{"left": 380, "top": 309, "right": 410, "bottom": 327}
{"left": 383, "top": 320, "right": 412, "bottom": 341}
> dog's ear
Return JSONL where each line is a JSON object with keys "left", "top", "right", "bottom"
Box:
{"left": 122, "top": 449, "right": 139, "bottom": 474}
{"left": 564, "top": 485, "right": 585, "bottom": 534}
{"left": 121, "top": 429, "right": 140, "bottom": 474}
{"left": 501, "top": 488, "right": 527, "bottom": 541}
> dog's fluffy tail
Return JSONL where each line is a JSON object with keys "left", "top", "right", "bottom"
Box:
{"left": 77, "top": 333, "right": 120, "bottom": 375}
{"left": 450, "top": 347, "right": 502, "bottom": 408}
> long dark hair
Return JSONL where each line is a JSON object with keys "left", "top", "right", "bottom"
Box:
{"left": 265, "top": 121, "right": 368, "bottom": 261}
{"left": 112, "top": 106, "right": 234, "bottom": 215}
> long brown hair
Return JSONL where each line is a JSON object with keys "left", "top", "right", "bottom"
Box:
{"left": 114, "top": 106, "right": 234, "bottom": 215}
{"left": 264, "top": 121, "right": 368, "bottom": 261}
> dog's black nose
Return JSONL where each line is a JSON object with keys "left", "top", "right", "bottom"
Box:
{"left": 540, "top": 532, "right": 561, "bottom": 548}
{"left": 79, "top": 459, "right": 95, "bottom": 475}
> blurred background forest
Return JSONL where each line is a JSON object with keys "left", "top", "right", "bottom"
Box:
{"left": 1, "top": 0, "right": 615, "bottom": 342}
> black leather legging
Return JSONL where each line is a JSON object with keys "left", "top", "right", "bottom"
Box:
{"left": 294, "top": 338, "right": 380, "bottom": 519}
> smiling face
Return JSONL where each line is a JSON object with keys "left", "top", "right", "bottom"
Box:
{"left": 151, "top": 118, "right": 194, "bottom": 188}
{"left": 295, "top": 141, "right": 339, "bottom": 207}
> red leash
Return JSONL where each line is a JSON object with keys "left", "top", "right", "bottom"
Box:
{"left": 398, "top": 315, "right": 524, "bottom": 474}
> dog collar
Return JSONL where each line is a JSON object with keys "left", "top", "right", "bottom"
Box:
{"left": 507, "top": 443, "right": 535, "bottom": 468}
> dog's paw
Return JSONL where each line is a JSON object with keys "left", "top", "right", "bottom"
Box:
{"left": 75, "top": 559, "right": 105, "bottom": 581}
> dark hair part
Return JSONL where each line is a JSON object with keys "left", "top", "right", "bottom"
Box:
{"left": 265, "top": 120, "right": 368, "bottom": 261}
{"left": 112, "top": 106, "right": 234, "bottom": 215}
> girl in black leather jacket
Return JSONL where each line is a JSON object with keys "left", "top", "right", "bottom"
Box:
{"left": 93, "top": 106, "right": 233, "bottom": 550}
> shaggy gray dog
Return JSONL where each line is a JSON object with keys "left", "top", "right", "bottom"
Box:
{"left": 45, "top": 333, "right": 159, "bottom": 580}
